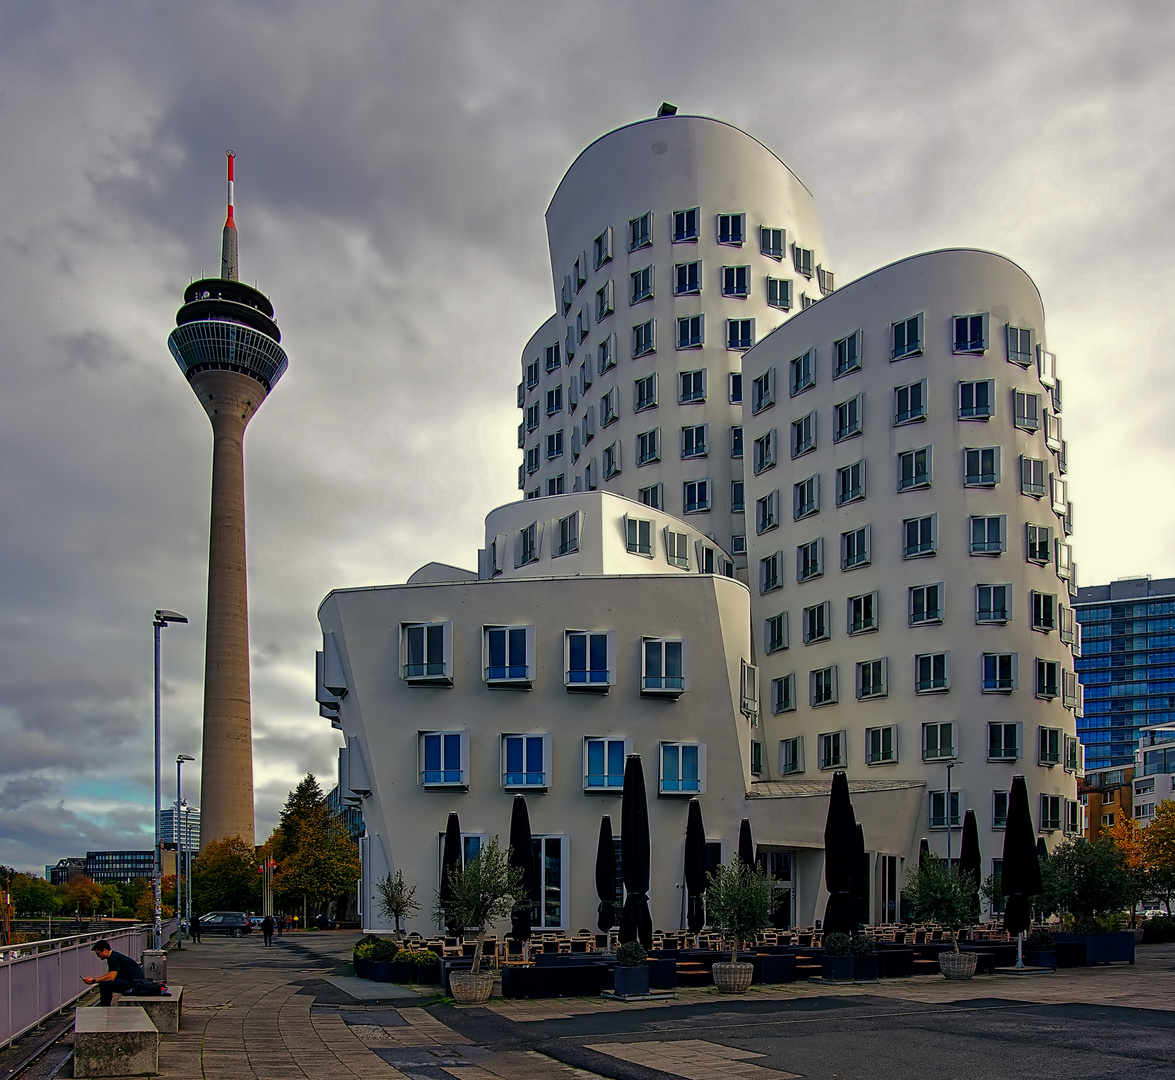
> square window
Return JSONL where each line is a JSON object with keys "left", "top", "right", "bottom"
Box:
{"left": 1026, "top": 524, "right": 1052, "bottom": 564}
{"left": 525, "top": 445, "right": 540, "bottom": 474}
{"left": 915, "top": 653, "right": 949, "bottom": 693}
{"left": 661, "top": 742, "right": 701, "bottom": 792}
{"left": 1040, "top": 794, "right": 1062, "bottom": 833}
{"left": 898, "top": 447, "right": 931, "bottom": 491}
{"left": 630, "top": 265, "right": 654, "bottom": 305}
{"left": 802, "top": 601, "right": 831, "bottom": 644}
{"left": 817, "top": 728, "right": 845, "bottom": 765}
{"left": 626, "top": 516, "right": 653, "bottom": 555}
{"left": 895, "top": 379, "right": 927, "bottom": 425}
{"left": 665, "top": 528, "right": 690, "bottom": 568}
{"left": 639, "top": 483, "right": 663, "bottom": 510}
{"left": 1014, "top": 390, "right": 1041, "bottom": 432}
{"left": 834, "top": 395, "right": 863, "bottom": 441}
{"left": 731, "top": 479, "right": 745, "bottom": 513}
{"left": 793, "top": 476, "right": 819, "bottom": 519}
{"left": 909, "top": 583, "right": 943, "bottom": 625}
{"left": 633, "top": 319, "right": 656, "bottom": 357}
{"left": 598, "top": 333, "right": 616, "bottom": 373}
{"left": 730, "top": 426, "right": 743, "bottom": 458}
{"left": 1031, "top": 590, "right": 1056, "bottom": 633}
{"left": 547, "top": 475, "right": 565, "bottom": 496}
{"left": 601, "top": 388, "right": 618, "bottom": 427}
{"left": 954, "top": 313, "right": 988, "bottom": 353}
{"left": 1020, "top": 457, "right": 1046, "bottom": 497}
{"left": 965, "top": 447, "right": 1000, "bottom": 487}
{"left": 797, "top": 538, "right": 823, "bottom": 582}
{"left": 923, "top": 721, "right": 955, "bottom": 760}
{"left": 1051, "top": 474, "right": 1067, "bottom": 516}
{"left": 791, "top": 413, "right": 816, "bottom": 458}
{"left": 675, "top": 260, "right": 701, "bottom": 295}
{"left": 836, "top": 460, "right": 865, "bottom": 505}
{"left": 727, "top": 318, "right": 754, "bottom": 350}
{"left": 959, "top": 379, "right": 994, "bottom": 420}
{"left": 752, "top": 369, "right": 775, "bottom": 413}
{"left": 679, "top": 369, "right": 706, "bottom": 402}
{"left": 780, "top": 735, "right": 804, "bottom": 774}
{"left": 1036, "top": 658, "right": 1059, "bottom": 699}
{"left": 420, "top": 731, "right": 466, "bottom": 786}
{"left": 756, "top": 490, "right": 779, "bottom": 534}
{"left": 602, "top": 441, "right": 620, "bottom": 479}
{"left": 676, "top": 315, "right": 704, "bottom": 349}
{"left": 593, "top": 227, "right": 613, "bottom": 269}
{"left": 891, "top": 313, "right": 923, "bottom": 359}
{"left": 848, "top": 591, "right": 878, "bottom": 635}
{"left": 772, "top": 673, "right": 797, "bottom": 713}
{"left": 929, "top": 790, "right": 961, "bottom": 829}
{"left": 1045, "top": 411, "right": 1062, "bottom": 452}
{"left": 992, "top": 791, "right": 1009, "bottom": 830}
{"left": 982, "top": 652, "right": 1016, "bottom": 692}
{"left": 976, "top": 583, "right": 1010, "bottom": 623}
{"left": 842, "top": 526, "right": 870, "bottom": 570}
{"left": 1055, "top": 538, "right": 1072, "bottom": 580}
{"left": 722, "top": 265, "right": 751, "bottom": 297}
{"left": 546, "top": 385, "right": 563, "bottom": 415}
{"left": 683, "top": 479, "right": 710, "bottom": 514}
{"left": 817, "top": 266, "right": 835, "bottom": 295}
{"left": 635, "top": 373, "right": 657, "bottom": 412}
{"left": 629, "top": 212, "right": 652, "bottom": 251}
{"left": 790, "top": 350, "right": 815, "bottom": 395}
{"left": 759, "top": 551, "right": 782, "bottom": 594}
{"left": 834, "top": 331, "right": 861, "bottom": 377}
{"left": 767, "top": 277, "right": 792, "bottom": 310}
{"left": 681, "top": 424, "right": 708, "bottom": 458}
{"left": 402, "top": 622, "right": 451, "bottom": 684}
{"left": 526, "top": 402, "right": 540, "bottom": 431}
{"left": 792, "top": 244, "right": 813, "bottom": 277}
{"left": 643, "top": 638, "right": 686, "bottom": 695}
{"left": 812, "top": 667, "right": 839, "bottom": 708}
{"left": 717, "top": 213, "right": 745, "bottom": 244}
{"left": 857, "top": 658, "right": 887, "bottom": 699}
{"left": 903, "top": 514, "right": 937, "bottom": 558}
{"left": 760, "top": 227, "right": 785, "bottom": 259}
{"left": 729, "top": 372, "right": 743, "bottom": 403}
{"left": 565, "top": 630, "right": 612, "bottom": 689}
{"left": 502, "top": 734, "right": 547, "bottom": 788}
{"left": 546, "top": 429, "right": 564, "bottom": 460}
{"left": 970, "top": 515, "right": 1006, "bottom": 555}
{"left": 637, "top": 428, "right": 660, "bottom": 465}
{"left": 765, "top": 612, "right": 789, "bottom": 653}
{"left": 585, "top": 737, "right": 625, "bottom": 790}
{"left": 1007, "top": 324, "right": 1033, "bottom": 365}
{"left": 866, "top": 725, "right": 897, "bottom": 764}
{"left": 545, "top": 343, "right": 561, "bottom": 372}
{"left": 1039, "top": 726, "right": 1062, "bottom": 765}
{"left": 672, "top": 207, "right": 699, "bottom": 243}
{"left": 753, "top": 429, "right": 777, "bottom": 474}
{"left": 731, "top": 533, "right": 747, "bottom": 556}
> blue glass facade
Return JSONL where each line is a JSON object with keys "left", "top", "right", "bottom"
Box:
{"left": 1074, "top": 577, "right": 1175, "bottom": 771}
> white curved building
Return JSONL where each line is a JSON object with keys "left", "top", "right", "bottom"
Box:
{"left": 518, "top": 114, "right": 832, "bottom": 571}
{"left": 741, "top": 249, "right": 1081, "bottom": 854}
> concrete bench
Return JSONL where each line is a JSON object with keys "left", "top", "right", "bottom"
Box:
{"left": 74, "top": 1006, "right": 159, "bottom": 1077}
{"left": 116, "top": 985, "right": 183, "bottom": 1033}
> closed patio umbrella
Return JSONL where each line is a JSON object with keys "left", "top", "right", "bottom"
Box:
{"left": 508, "top": 795, "right": 536, "bottom": 944}
{"left": 684, "top": 799, "right": 708, "bottom": 934}
{"left": 594, "top": 815, "right": 616, "bottom": 934}
{"left": 737, "top": 818, "right": 756, "bottom": 868}
{"left": 959, "top": 810, "right": 982, "bottom": 925}
{"left": 440, "top": 812, "right": 462, "bottom": 936}
{"left": 619, "top": 754, "right": 653, "bottom": 949}
{"left": 822, "top": 771, "right": 857, "bottom": 935}
{"left": 919, "top": 838, "right": 930, "bottom": 869}
{"left": 1001, "top": 776, "right": 1043, "bottom": 966}
{"left": 851, "top": 822, "right": 870, "bottom": 928}
{"left": 1037, "top": 837, "right": 1049, "bottom": 862}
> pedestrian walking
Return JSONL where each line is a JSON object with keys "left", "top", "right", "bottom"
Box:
{"left": 261, "top": 915, "right": 274, "bottom": 946}
{"left": 275, "top": 914, "right": 283, "bottom": 937}
{"left": 190, "top": 914, "right": 201, "bottom": 943}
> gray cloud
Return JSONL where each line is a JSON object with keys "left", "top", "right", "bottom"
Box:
{"left": 1, "top": 0, "right": 1173, "bottom": 871}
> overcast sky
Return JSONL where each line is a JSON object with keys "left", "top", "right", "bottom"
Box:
{"left": 2, "top": 1, "right": 1173, "bottom": 874}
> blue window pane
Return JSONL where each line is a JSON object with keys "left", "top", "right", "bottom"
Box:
{"left": 587, "top": 739, "right": 603, "bottom": 783}
{"left": 646, "top": 640, "right": 662, "bottom": 681}
{"left": 505, "top": 736, "right": 523, "bottom": 774}
{"left": 606, "top": 740, "right": 624, "bottom": 786}
{"left": 589, "top": 634, "right": 608, "bottom": 681}
{"left": 682, "top": 745, "right": 699, "bottom": 789}
{"left": 662, "top": 744, "right": 680, "bottom": 790}
{"left": 424, "top": 733, "right": 440, "bottom": 774}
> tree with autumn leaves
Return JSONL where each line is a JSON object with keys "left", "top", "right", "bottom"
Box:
{"left": 1107, "top": 801, "right": 1175, "bottom": 916}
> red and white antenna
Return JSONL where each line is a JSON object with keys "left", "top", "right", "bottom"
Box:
{"left": 221, "top": 151, "right": 238, "bottom": 281}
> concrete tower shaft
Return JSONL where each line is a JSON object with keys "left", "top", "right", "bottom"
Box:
{"left": 167, "top": 154, "right": 287, "bottom": 850}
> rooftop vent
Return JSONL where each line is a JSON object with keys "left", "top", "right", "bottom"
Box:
{"left": 658, "top": 102, "right": 678, "bottom": 117}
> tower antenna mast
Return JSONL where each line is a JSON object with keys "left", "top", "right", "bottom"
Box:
{"left": 221, "top": 151, "right": 238, "bottom": 281}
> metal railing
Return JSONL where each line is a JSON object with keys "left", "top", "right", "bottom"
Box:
{"left": 0, "top": 919, "right": 176, "bottom": 1048}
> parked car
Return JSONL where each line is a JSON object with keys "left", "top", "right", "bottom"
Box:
{"left": 198, "top": 911, "right": 253, "bottom": 936}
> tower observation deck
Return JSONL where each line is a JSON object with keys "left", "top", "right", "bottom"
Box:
{"left": 168, "top": 153, "right": 288, "bottom": 850}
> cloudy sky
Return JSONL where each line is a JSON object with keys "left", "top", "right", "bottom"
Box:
{"left": 2, "top": 1, "right": 1173, "bottom": 874}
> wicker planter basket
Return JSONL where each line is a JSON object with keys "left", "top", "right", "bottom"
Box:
{"left": 712, "top": 962, "right": 754, "bottom": 993}
{"left": 938, "top": 951, "right": 978, "bottom": 981}
{"left": 449, "top": 970, "right": 495, "bottom": 1004}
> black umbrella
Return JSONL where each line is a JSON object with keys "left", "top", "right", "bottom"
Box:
{"left": 822, "top": 771, "right": 857, "bottom": 935}
{"left": 684, "top": 799, "right": 708, "bottom": 934}
{"left": 919, "top": 838, "right": 930, "bottom": 869}
{"left": 619, "top": 754, "right": 653, "bottom": 949}
{"left": 440, "top": 812, "right": 462, "bottom": 936}
{"left": 594, "top": 815, "right": 616, "bottom": 934}
{"left": 737, "top": 818, "right": 756, "bottom": 868}
{"left": 851, "top": 822, "right": 870, "bottom": 928}
{"left": 508, "top": 795, "right": 536, "bottom": 943}
{"left": 959, "top": 810, "right": 982, "bottom": 925}
{"left": 1001, "top": 776, "right": 1043, "bottom": 961}
{"left": 1036, "top": 838, "right": 1048, "bottom": 862}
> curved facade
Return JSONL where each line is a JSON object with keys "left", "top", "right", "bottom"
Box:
{"left": 741, "top": 249, "right": 1081, "bottom": 855}
{"left": 518, "top": 115, "right": 832, "bottom": 570}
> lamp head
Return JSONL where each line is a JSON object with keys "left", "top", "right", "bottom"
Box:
{"left": 177, "top": 754, "right": 195, "bottom": 764}
{"left": 155, "top": 609, "right": 188, "bottom": 627}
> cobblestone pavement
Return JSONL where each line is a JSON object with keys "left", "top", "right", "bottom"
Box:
{"left": 112, "top": 935, "right": 1175, "bottom": 1080}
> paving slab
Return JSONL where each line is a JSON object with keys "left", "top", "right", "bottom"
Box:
{"left": 326, "top": 975, "right": 424, "bottom": 1000}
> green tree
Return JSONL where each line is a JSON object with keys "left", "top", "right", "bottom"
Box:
{"left": 903, "top": 856, "right": 976, "bottom": 951}
{"left": 432, "top": 835, "right": 523, "bottom": 974}
{"left": 375, "top": 870, "right": 420, "bottom": 938}
{"left": 1142, "top": 801, "right": 1175, "bottom": 914}
{"left": 10, "top": 874, "right": 62, "bottom": 916}
{"left": 99, "top": 883, "right": 123, "bottom": 916}
{"left": 703, "top": 859, "right": 777, "bottom": 964}
{"left": 1040, "top": 835, "right": 1131, "bottom": 930}
{"left": 191, "top": 836, "right": 261, "bottom": 913}
{"left": 272, "top": 774, "right": 325, "bottom": 861}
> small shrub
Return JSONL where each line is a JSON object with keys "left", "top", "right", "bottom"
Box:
{"left": 411, "top": 949, "right": 440, "bottom": 966}
{"left": 354, "top": 941, "right": 376, "bottom": 960}
{"left": 393, "top": 949, "right": 417, "bottom": 964}
{"left": 823, "top": 932, "right": 851, "bottom": 956}
{"left": 1142, "top": 917, "right": 1175, "bottom": 944}
{"left": 370, "top": 938, "right": 400, "bottom": 961}
{"left": 848, "top": 934, "right": 875, "bottom": 956}
{"left": 1026, "top": 930, "right": 1054, "bottom": 951}
{"left": 616, "top": 941, "right": 648, "bottom": 967}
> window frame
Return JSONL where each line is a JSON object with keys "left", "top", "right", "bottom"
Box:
{"left": 909, "top": 582, "right": 943, "bottom": 626}
{"left": 419, "top": 730, "right": 468, "bottom": 788}
{"left": 841, "top": 525, "right": 870, "bottom": 571}
{"left": 915, "top": 652, "right": 950, "bottom": 694}
{"left": 817, "top": 728, "right": 847, "bottom": 767}
{"left": 642, "top": 637, "right": 688, "bottom": 697}
{"left": 584, "top": 736, "right": 627, "bottom": 792}
{"left": 922, "top": 720, "right": 956, "bottom": 761}
{"left": 865, "top": 725, "right": 898, "bottom": 765}
{"left": 953, "top": 313, "right": 988, "bottom": 353}
{"left": 833, "top": 331, "right": 862, "bottom": 378}
{"left": 501, "top": 733, "right": 550, "bottom": 790}
{"left": 659, "top": 741, "right": 704, "bottom": 795}
{"left": 772, "top": 673, "right": 797, "bottom": 714}
{"left": 856, "top": 658, "right": 887, "bottom": 700}
{"left": 891, "top": 313, "right": 924, "bottom": 360}
{"left": 401, "top": 621, "right": 453, "bottom": 685}
{"left": 959, "top": 379, "right": 995, "bottom": 421}
{"left": 564, "top": 629, "right": 616, "bottom": 692}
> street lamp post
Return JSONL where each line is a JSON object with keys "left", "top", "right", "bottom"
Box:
{"left": 153, "top": 609, "right": 187, "bottom": 951}
{"left": 945, "top": 759, "right": 963, "bottom": 865}
{"left": 184, "top": 804, "right": 193, "bottom": 930}
{"left": 176, "top": 754, "right": 195, "bottom": 948}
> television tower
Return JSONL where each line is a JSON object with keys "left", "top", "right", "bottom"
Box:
{"left": 167, "top": 153, "right": 288, "bottom": 849}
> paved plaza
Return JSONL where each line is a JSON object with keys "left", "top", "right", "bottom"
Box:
{"left": 53, "top": 934, "right": 1175, "bottom": 1080}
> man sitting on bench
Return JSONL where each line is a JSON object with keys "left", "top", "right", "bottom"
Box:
{"left": 83, "top": 940, "right": 145, "bottom": 1006}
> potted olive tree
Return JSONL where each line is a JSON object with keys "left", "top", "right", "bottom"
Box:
{"left": 376, "top": 869, "right": 420, "bottom": 943}
{"left": 433, "top": 835, "right": 524, "bottom": 1004}
{"left": 903, "top": 855, "right": 978, "bottom": 979}
{"left": 704, "top": 859, "right": 775, "bottom": 993}
{"left": 820, "top": 932, "right": 854, "bottom": 982}
{"left": 1043, "top": 836, "right": 1135, "bottom": 965}
{"left": 613, "top": 941, "right": 650, "bottom": 998}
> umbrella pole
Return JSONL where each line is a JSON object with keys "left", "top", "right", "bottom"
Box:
{"left": 1016, "top": 930, "right": 1024, "bottom": 969}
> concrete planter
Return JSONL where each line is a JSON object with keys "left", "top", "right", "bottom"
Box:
{"left": 712, "top": 962, "right": 754, "bottom": 993}
{"left": 938, "top": 951, "right": 978, "bottom": 980}
{"left": 853, "top": 954, "right": 878, "bottom": 981}
{"left": 369, "top": 960, "right": 393, "bottom": 982}
{"left": 613, "top": 964, "right": 651, "bottom": 997}
{"left": 820, "top": 955, "right": 854, "bottom": 983}
{"left": 449, "top": 970, "right": 494, "bottom": 1004}
{"left": 353, "top": 957, "right": 372, "bottom": 979}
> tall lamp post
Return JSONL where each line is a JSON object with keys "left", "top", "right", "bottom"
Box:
{"left": 153, "top": 609, "right": 187, "bottom": 951}
{"left": 176, "top": 754, "right": 195, "bottom": 948}
{"left": 945, "top": 759, "right": 963, "bottom": 865}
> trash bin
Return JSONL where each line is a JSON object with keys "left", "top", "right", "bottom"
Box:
{"left": 142, "top": 949, "right": 167, "bottom": 983}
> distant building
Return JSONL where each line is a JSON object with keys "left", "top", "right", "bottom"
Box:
{"left": 49, "top": 850, "right": 178, "bottom": 886}
{"left": 1078, "top": 764, "right": 1133, "bottom": 840}
{"left": 158, "top": 805, "right": 201, "bottom": 848}
{"left": 325, "top": 785, "right": 364, "bottom": 840}
{"left": 1074, "top": 576, "right": 1175, "bottom": 770}
{"left": 48, "top": 857, "right": 86, "bottom": 885}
